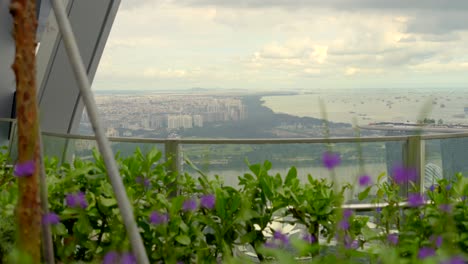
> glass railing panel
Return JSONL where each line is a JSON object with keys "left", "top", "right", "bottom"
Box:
{"left": 423, "top": 139, "right": 442, "bottom": 190}
{"left": 437, "top": 137, "right": 468, "bottom": 180}
{"left": 181, "top": 140, "right": 406, "bottom": 203}
{"left": 42, "top": 135, "right": 164, "bottom": 163}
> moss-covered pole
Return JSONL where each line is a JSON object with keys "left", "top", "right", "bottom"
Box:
{"left": 10, "top": 0, "right": 42, "bottom": 262}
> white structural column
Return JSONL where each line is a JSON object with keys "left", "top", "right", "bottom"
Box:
{"left": 48, "top": 0, "right": 150, "bottom": 263}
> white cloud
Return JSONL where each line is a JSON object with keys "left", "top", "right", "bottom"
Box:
{"left": 92, "top": 1, "right": 468, "bottom": 90}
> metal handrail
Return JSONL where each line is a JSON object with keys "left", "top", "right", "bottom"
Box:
{"left": 3, "top": 117, "right": 468, "bottom": 143}
{"left": 42, "top": 131, "right": 408, "bottom": 144}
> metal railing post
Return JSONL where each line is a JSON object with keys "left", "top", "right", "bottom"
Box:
{"left": 49, "top": 0, "right": 149, "bottom": 262}
{"left": 405, "top": 136, "right": 425, "bottom": 193}
{"left": 165, "top": 139, "right": 181, "bottom": 174}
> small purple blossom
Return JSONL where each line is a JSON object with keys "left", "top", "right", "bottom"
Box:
{"left": 417, "top": 247, "right": 435, "bottom": 259}
{"left": 149, "top": 211, "right": 169, "bottom": 225}
{"left": 322, "top": 152, "right": 341, "bottom": 170}
{"left": 439, "top": 204, "right": 452, "bottom": 213}
{"left": 42, "top": 212, "right": 60, "bottom": 225}
{"left": 446, "top": 184, "right": 452, "bottom": 191}
{"left": 182, "top": 198, "right": 198, "bottom": 212}
{"left": 302, "top": 233, "right": 316, "bottom": 244}
{"left": 429, "top": 185, "right": 436, "bottom": 192}
{"left": 66, "top": 192, "right": 88, "bottom": 209}
{"left": 441, "top": 256, "right": 465, "bottom": 264}
{"left": 344, "top": 235, "right": 359, "bottom": 249}
{"left": 387, "top": 234, "right": 398, "bottom": 245}
{"left": 66, "top": 194, "right": 76, "bottom": 207}
{"left": 358, "top": 175, "right": 372, "bottom": 186}
{"left": 273, "top": 231, "right": 289, "bottom": 244}
{"left": 392, "top": 165, "right": 417, "bottom": 184}
{"left": 102, "top": 251, "right": 119, "bottom": 264}
{"left": 136, "top": 176, "right": 151, "bottom": 188}
{"left": 339, "top": 219, "right": 350, "bottom": 230}
{"left": 408, "top": 193, "right": 425, "bottom": 207}
{"left": 431, "top": 235, "right": 443, "bottom": 248}
{"left": 376, "top": 207, "right": 382, "bottom": 213}
{"left": 14, "top": 160, "right": 35, "bottom": 177}
{"left": 200, "top": 194, "right": 215, "bottom": 209}
{"left": 121, "top": 253, "right": 136, "bottom": 264}
{"left": 76, "top": 192, "right": 88, "bottom": 208}
{"left": 264, "top": 241, "right": 276, "bottom": 248}
{"left": 343, "top": 209, "right": 353, "bottom": 219}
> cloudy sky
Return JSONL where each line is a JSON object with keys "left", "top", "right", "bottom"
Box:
{"left": 92, "top": 0, "right": 468, "bottom": 90}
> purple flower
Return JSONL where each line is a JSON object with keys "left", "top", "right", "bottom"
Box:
{"left": 103, "top": 251, "right": 119, "bottom": 264}
{"left": 66, "top": 192, "right": 88, "bottom": 209}
{"left": 322, "top": 152, "right": 341, "bottom": 170}
{"left": 441, "top": 256, "right": 465, "bottom": 264}
{"left": 387, "top": 234, "right": 398, "bottom": 245}
{"left": 446, "top": 184, "right": 452, "bottom": 191}
{"left": 264, "top": 241, "right": 276, "bottom": 248}
{"left": 76, "top": 192, "right": 88, "bottom": 208}
{"left": 302, "top": 233, "right": 316, "bottom": 244}
{"left": 182, "top": 198, "right": 198, "bottom": 212}
{"left": 149, "top": 211, "right": 169, "bottom": 225}
{"left": 439, "top": 204, "right": 452, "bottom": 213}
{"left": 200, "top": 194, "right": 215, "bottom": 209}
{"left": 417, "top": 247, "right": 435, "bottom": 259}
{"left": 429, "top": 185, "right": 436, "bottom": 192}
{"left": 431, "top": 235, "right": 443, "bottom": 248}
{"left": 392, "top": 165, "right": 417, "bottom": 184}
{"left": 66, "top": 193, "right": 78, "bottom": 207}
{"left": 136, "top": 176, "right": 151, "bottom": 188}
{"left": 143, "top": 178, "right": 151, "bottom": 187}
{"left": 14, "top": 160, "right": 35, "bottom": 177}
{"left": 339, "top": 219, "right": 350, "bottom": 230}
{"left": 344, "top": 235, "right": 358, "bottom": 249}
{"left": 343, "top": 209, "right": 353, "bottom": 219}
{"left": 42, "top": 212, "right": 60, "bottom": 225}
{"left": 121, "top": 253, "right": 136, "bottom": 264}
{"left": 408, "top": 193, "right": 425, "bottom": 207}
{"left": 273, "top": 231, "right": 289, "bottom": 244}
{"left": 376, "top": 207, "right": 382, "bottom": 213}
{"left": 358, "top": 175, "right": 372, "bottom": 186}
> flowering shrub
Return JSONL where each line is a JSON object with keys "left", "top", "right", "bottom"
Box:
{"left": 1, "top": 146, "right": 468, "bottom": 263}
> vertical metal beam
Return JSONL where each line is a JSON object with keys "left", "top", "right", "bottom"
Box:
{"left": 405, "top": 136, "right": 425, "bottom": 193}
{"left": 49, "top": 0, "right": 149, "bottom": 263}
{"left": 165, "top": 139, "right": 181, "bottom": 174}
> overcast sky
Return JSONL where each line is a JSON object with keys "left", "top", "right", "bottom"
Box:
{"left": 92, "top": 0, "right": 468, "bottom": 90}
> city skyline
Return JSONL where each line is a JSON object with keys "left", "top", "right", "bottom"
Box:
{"left": 92, "top": 0, "right": 468, "bottom": 91}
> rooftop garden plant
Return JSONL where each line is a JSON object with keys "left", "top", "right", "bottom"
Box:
{"left": 2, "top": 145, "right": 468, "bottom": 263}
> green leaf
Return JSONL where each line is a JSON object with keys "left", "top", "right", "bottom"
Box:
{"left": 75, "top": 216, "right": 92, "bottom": 234}
{"left": 215, "top": 189, "right": 226, "bottom": 219}
{"left": 358, "top": 186, "right": 372, "bottom": 201}
{"left": 175, "top": 235, "right": 191, "bottom": 245}
{"left": 52, "top": 223, "right": 68, "bottom": 236}
{"left": 99, "top": 196, "right": 117, "bottom": 208}
{"left": 285, "top": 167, "right": 297, "bottom": 185}
{"left": 263, "top": 160, "right": 272, "bottom": 171}
{"left": 377, "top": 172, "right": 386, "bottom": 183}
